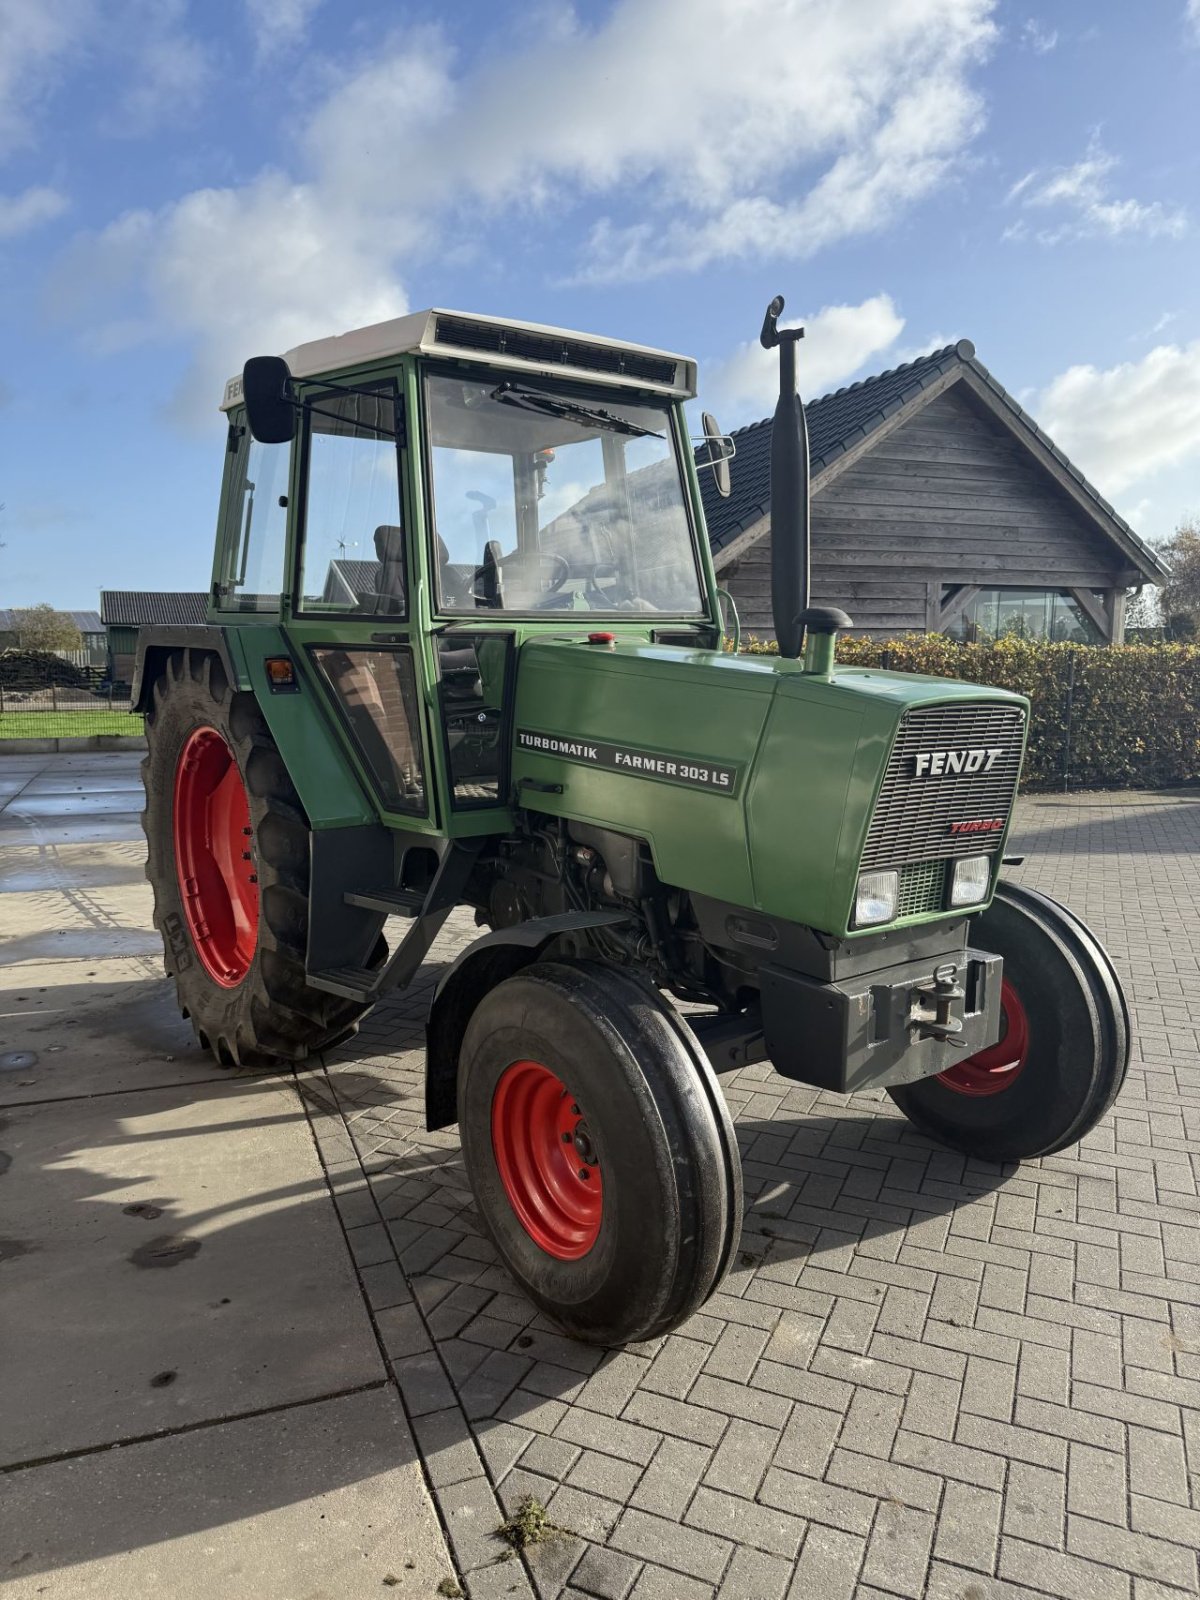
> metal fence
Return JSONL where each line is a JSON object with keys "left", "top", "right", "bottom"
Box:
{"left": 0, "top": 658, "right": 144, "bottom": 742}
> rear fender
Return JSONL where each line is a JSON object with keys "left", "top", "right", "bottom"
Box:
{"left": 133, "top": 626, "right": 244, "bottom": 711}
{"left": 424, "top": 911, "right": 628, "bottom": 1130}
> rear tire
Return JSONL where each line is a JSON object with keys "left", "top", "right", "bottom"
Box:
{"left": 458, "top": 961, "right": 742, "bottom": 1345}
{"left": 142, "top": 647, "right": 380, "bottom": 1066}
{"left": 889, "top": 882, "right": 1130, "bottom": 1161}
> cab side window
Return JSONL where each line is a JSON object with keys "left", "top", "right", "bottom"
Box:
{"left": 219, "top": 422, "right": 291, "bottom": 612}
{"left": 298, "top": 388, "right": 406, "bottom": 616}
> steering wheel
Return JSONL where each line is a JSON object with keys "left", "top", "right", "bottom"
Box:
{"left": 473, "top": 547, "right": 571, "bottom": 604}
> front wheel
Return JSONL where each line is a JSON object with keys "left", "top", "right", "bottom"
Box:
{"left": 457, "top": 961, "right": 742, "bottom": 1345}
{"left": 889, "top": 882, "right": 1130, "bottom": 1162}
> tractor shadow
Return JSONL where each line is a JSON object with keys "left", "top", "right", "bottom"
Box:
{"left": 2, "top": 962, "right": 1028, "bottom": 1592}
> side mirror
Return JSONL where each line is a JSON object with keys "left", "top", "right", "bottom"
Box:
{"left": 243, "top": 355, "right": 297, "bottom": 444}
{"left": 701, "top": 412, "right": 733, "bottom": 499}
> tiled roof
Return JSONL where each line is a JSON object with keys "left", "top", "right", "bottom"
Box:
{"left": 700, "top": 340, "right": 1168, "bottom": 583}
{"left": 0, "top": 609, "right": 103, "bottom": 634}
{"left": 100, "top": 591, "right": 209, "bottom": 627}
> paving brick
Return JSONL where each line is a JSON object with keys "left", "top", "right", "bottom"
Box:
{"left": 520, "top": 1432, "right": 581, "bottom": 1482}
{"left": 566, "top": 1449, "right": 642, "bottom": 1505}
{"left": 838, "top": 1388, "right": 904, "bottom": 1457}
{"left": 548, "top": 1483, "right": 625, "bottom": 1543}
{"left": 934, "top": 1480, "right": 1002, "bottom": 1573}
{"left": 640, "top": 1337, "right": 709, "bottom": 1400}
{"left": 720, "top": 1545, "right": 793, "bottom": 1600}
{"left": 629, "top": 1435, "right": 712, "bottom": 1520}
{"left": 1129, "top": 1493, "right": 1200, "bottom": 1553}
{"left": 759, "top": 1467, "right": 875, "bottom": 1536}
{"left": 771, "top": 1403, "right": 842, "bottom": 1479}
{"left": 703, "top": 1417, "right": 777, "bottom": 1497}
{"left": 999, "top": 1537, "right": 1131, "bottom": 1600}
{"left": 576, "top": 1353, "right": 652, "bottom": 1417}
{"left": 903, "top": 1370, "right": 962, "bottom": 1440}
{"left": 703, "top": 1322, "right": 771, "bottom": 1383}
{"left": 785, "top": 1525, "right": 865, "bottom": 1600}
{"left": 1068, "top": 1514, "right": 1198, "bottom": 1589}
{"left": 956, "top": 1414, "right": 1068, "bottom": 1471}
{"left": 621, "top": 1389, "right": 725, "bottom": 1447}
{"left": 627, "top": 1563, "right": 713, "bottom": 1600}
{"left": 686, "top": 1485, "right": 807, "bottom": 1560}
{"left": 1004, "top": 1461, "right": 1066, "bottom": 1549}
{"left": 827, "top": 1447, "right": 942, "bottom": 1512}
{"left": 689, "top": 1375, "right": 791, "bottom": 1429}
{"left": 1068, "top": 1442, "right": 1128, "bottom": 1527}
{"left": 609, "top": 1508, "right": 731, "bottom": 1584}
{"left": 893, "top": 1429, "right": 1007, "bottom": 1491}
{"left": 860, "top": 1502, "right": 936, "bottom": 1599}
{"left": 412, "top": 1405, "right": 486, "bottom": 1488}
{"left": 1128, "top": 1426, "right": 1191, "bottom": 1505}
{"left": 556, "top": 1407, "right": 661, "bottom": 1468}
{"left": 569, "top": 1543, "right": 642, "bottom": 1600}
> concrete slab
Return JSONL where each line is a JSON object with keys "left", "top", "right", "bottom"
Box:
{"left": 0, "top": 956, "right": 227, "bottom": 1106}
{"left": 5, "top": 789, "right": 144, "bottom": 814}
{"left": 0, "top": 839, "right": 148, "bottom": 893}
{"left": 17, "top": 774, "right": 145, "bottom": 795}
{"left": 0, "top": 1076, "right": 386, "bottom": 1464}
{"left": 1, "top": 1388, "right": 457, "bottom": 1598}
{"left": 0, "top": 815, "right": 145, "bottom": 845}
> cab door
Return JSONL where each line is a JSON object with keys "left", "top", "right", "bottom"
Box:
{"left": 284, "top": 380, "right": 435, "bottom": 829}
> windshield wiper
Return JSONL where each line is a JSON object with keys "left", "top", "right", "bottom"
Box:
{"left": 490, "top": 382, "right": 662, "bottom": 439}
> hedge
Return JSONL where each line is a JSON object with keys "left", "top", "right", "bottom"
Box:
{"left": 740, "top": 635, "right": 1200, "bottom": 791}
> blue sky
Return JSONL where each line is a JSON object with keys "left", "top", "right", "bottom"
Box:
{"left": 1, "top": 0, "right": 1198, "bottom": 609}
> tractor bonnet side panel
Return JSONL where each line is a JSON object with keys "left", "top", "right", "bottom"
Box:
{"left": 511, "top": 642, "right": 773, "bottom": 910}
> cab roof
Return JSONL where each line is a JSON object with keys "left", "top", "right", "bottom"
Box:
{"left": 221, "top": 308, "right": 697, "bottom": 412}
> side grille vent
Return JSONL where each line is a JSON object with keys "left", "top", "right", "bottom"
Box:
{"left": 862, "top": 703, "right": 1026, "bottom": 873}
{"left": 433, "top": 316, "right": 678, "bottom": 387}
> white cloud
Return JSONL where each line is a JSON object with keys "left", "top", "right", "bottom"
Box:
{"left": 1187, "top": 0, "right": 1200, "bottom": 41}
{"left": 245, "top": 0, "right": 323, "bottom": 57}
{"left": 1005, "top": 135, "right": 1188, "bottom": 244}
{"left": 1020, "top": 18, "right": 1058, "bottom": 52}
{"left": 108, "top": 2, "right": 212, "bottom": 136}
{"left": 703, "top": 295, "right": 906, "bottom": 423}
{"left": 0, "top": 184, "right": 67, "bottom": 238}
{"left": 0, "top": 0, "right": 90, "bottom": 158}
{"left": 55, "top": 0, "right": 998, "bottom": 420}
{"left": 1036, "top": 341, "right": 1200, "bottom": 495}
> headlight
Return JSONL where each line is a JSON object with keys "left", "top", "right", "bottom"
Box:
{"left": 854, "top": 869, "right": 898, "bottom": 927}
{"left": 950, "top": 854, "right": 991, "bottom": 907}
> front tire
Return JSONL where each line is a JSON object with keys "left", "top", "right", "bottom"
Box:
{"left": 889, "top": 882, "right": 1130, "bottom": 1161}
{"left": 142, "top": 648, "right": 380, "bottom": 1066}
{"left": 458, "top": 961, "right": 742, "bottom": 1345}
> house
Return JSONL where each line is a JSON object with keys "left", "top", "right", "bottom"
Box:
{"left": 701, "top": 340, "right": 1168, "bottom": 645}
{"left": 100, "top": 591, "right": 208, "bottom": 685}
{"left": 0, "top": 608, "right": 107, "bottom": 668}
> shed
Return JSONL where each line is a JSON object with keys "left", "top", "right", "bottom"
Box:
{"left": 100, "top": 591, "right": 208, "bottom": 684}
{"left": 702, "top": 341, "right": 1167, "bottom": 645}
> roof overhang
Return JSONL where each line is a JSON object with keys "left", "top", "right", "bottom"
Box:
{"left": 221, "top": 308, "right": 697, "bottom": 412}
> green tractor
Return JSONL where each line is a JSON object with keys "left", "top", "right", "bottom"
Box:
{"left": 136, "top": 297, "right": 1129, "bottom": 1345}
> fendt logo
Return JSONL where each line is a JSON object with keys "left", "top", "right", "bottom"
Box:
{"left": 912, "top": 747, "right": 1003, "bottom": 778}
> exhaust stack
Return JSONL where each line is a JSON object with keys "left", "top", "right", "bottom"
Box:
{"left": 760, "top": 295, "right": 850, "bottom": 667}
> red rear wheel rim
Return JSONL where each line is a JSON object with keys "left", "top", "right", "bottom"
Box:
{"left": 491, "top": 1060, "right": 602, "bottom": 1260}
{"left": 937, "top": 978, "right": 1030, "bottom": 1097}
{"left": 173, "top": 726, "right": 259, "bottom": 988}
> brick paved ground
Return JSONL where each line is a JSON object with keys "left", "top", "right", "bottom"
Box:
{"left": 306, "top": 787, "right": 1200, "bottom": 1600}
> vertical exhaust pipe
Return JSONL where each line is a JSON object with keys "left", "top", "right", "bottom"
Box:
{"left": 760, "top": 296, "right": 808, "bottom": 659}
{"left": 760, "top": 295, "right": 850, "bottom": 668}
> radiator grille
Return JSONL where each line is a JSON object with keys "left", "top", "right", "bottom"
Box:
{"left": 861, "top": 703, "right": 1026, "bottom": 873}
{"left": 434, "top": 315, "right": 679, "bottom": 387}
{"left": 897, "top": 860, "right": 948, "bottom": 919}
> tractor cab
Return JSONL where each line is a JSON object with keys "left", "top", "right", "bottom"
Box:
{"left": 208, "top": 310, "right": 728, "bottom": 831}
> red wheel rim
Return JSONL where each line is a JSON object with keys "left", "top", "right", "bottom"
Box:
{"left": 937, "top": 978, "right": 1029, "bottom": 1097}
{"left": 491, "top": 1060, "right": 602, "bottom": 1260}
{"left": 173, "top": 726, "right": 259, "bottom": 987}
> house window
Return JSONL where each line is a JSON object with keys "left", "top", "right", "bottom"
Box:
{"left": 944, "top": 588, "right": 1103, "bottom": 645}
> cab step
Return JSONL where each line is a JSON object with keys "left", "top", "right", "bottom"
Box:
{"left": 307, "top": 838, "right": 485, "bottom": 1006}
{"left": 343, "top": 887, "right": 424, "bottom": 916}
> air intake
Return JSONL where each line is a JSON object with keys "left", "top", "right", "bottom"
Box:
{"left": 433, "top": 316, "right": 678, "bottom": 388}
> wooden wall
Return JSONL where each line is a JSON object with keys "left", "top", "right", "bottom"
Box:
{"left": 719, "top": 384, "right": 1130, "bottom": 640}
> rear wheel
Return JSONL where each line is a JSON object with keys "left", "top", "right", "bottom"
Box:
{"left": 458, "top": 961, "right": 742, "bottom": 1345}
{"left": 889, "top": 882, "right": 1130, "bottom": 1161}
{"left": 142, "top": 648, "right": 381, "bottom": 1066}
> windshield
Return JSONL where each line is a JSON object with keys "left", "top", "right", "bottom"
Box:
{"left": 425, "top": 371, "right": 706, "bottom": 616}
